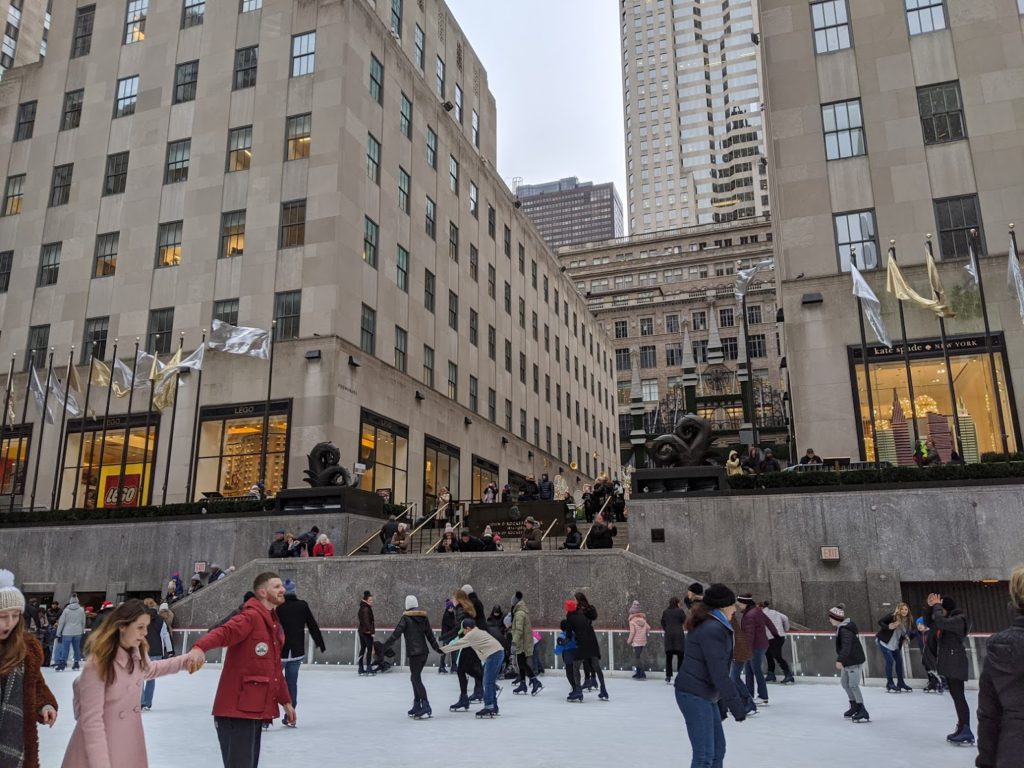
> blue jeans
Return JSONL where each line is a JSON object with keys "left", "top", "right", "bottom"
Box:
{"left": 676, "top": 691, "right": 726, "bottom": 768}
{"left": 482, "top": 649, "right": 505, "bottom": 708}
{"left": 55, "top": 635, "right": 82, "bottom": 669}
{"left": 141, "top": 655, "right": 162, "bottom": 708}
{"left": 744, "top": 648, "right": 769, "bottom": 700}
{"left": 282, "top": 659, "right": 302, "bottom": 706}
{"left": 729, "top": 660, "right": 754, "bottom": 710}
{"left": 876, "top": 640, "right": 906, "bottom": 686}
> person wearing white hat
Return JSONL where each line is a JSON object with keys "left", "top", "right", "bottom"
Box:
{"left": 0, "top": 569, "right": 59, "bottom": 768}
{"left": 382, "top": 596, "right": 442, "bottom": 719}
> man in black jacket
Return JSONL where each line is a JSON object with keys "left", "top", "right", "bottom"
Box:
{"left": 976, "top": 567, "right": 1024, "bottom": 766}
{"left": 277, "top": 579, "right": 326, "bottom": 714}
{"left": 457, "top": 531, "right": 484, "bottom": 552}
{"left": 587, "top": 512, "right": 617, "bottom": 549}
{"left": 268, "top": 530, "right": 289, "bottom": 558}
{"left": 379, "top": 516, "right": 399, "bottom": 553}
{"left": 538, "top": 474, "right": 555, "bottom": 501}
{"left": 520, "top": 475, "right": 540, "bottom": 501}
{"left": 829, "top": 604, "right": 868, "bottom": 723}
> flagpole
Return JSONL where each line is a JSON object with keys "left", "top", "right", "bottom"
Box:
{"left": 95, "top": 340, "right": 119, "bottom": 509}
{"left": 258, "top": 321, "right": 277, "bottom": 498}
{"left": 925, "top": 235, "right": 964, "bottom": 459}
{"left": 888, "top": 242, "right": 922, "bottom": 448}
{"left": 971, "top": 228, "right": 1010, "bottom": 459}
{"left": 49, "top": 346, "right": 75, "bottom": 509}
{"left": 161, "top": 333, "right": 184, "bottom": 506}
{"left": 0, "top": 354, "right": 14, "bottom": 498}
{"left": 184, "top": 330, "right": 206, "bottom": 503}
{"left": 70, "top": 352, "right": 96, "bottom": 508}
{"left": 856, "top": 299, "right": 881, "bottom": 468}
{"left": 9, "top": 352, "right": 32, "bottom": 514}
{"left": 139, "top": 338, "right": 159, "bottom": 506}
{"left": 115, "top": 338, "right": 141, "bottom": 509}
{"left": 29, "top": 349, "right": 55, "bottom": 510}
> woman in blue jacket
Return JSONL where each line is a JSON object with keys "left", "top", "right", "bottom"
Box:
{"left": 675, "top": 584, "right": 746, "bottom": 768}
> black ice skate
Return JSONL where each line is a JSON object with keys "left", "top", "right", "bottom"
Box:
{"left": 475, "top": 706, "right": 499, "bottom": 718}
{"left": 449, "top": 695, "right": 471, "bottom": 712}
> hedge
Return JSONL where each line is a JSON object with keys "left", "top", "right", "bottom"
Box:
{"left": 0, "top": 498, "right": 272, "bottom": 526}
{"left": 981, "top": 452, "right": 1024, "bottom": 463}
{"left": 726, "top": 462, "right": 1024, "bottom": 490}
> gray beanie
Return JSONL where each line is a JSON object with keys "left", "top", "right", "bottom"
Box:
{"left": 0, "top": 570, "right": 25, "bottom": 613}
{"left": 405, "top": 595, "right": 419, "bottom": 610}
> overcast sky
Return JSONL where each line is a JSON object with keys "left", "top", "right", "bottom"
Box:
{"left": 447, "top": 0, "right": 627, "bottom": 210}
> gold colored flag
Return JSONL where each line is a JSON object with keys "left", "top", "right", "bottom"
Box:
{"left": 152, "top": 348, "right": 182, "bottom": 411}
{"left": 90, "top": 358, "right": 112, "bottom": 388}
{"left": 926, "top": 251, "right": 956, "bottom": 318}
{"left": 885, "top": 252, "right": 952, "bottom": 318}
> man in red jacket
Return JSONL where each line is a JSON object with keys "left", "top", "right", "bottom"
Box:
{"left": 185, "top": 571, "right": 295, "bottom": 768}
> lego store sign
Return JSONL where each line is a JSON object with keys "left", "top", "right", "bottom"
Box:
{"left": 98, "top": 463, "right": 151, "bottom": 508}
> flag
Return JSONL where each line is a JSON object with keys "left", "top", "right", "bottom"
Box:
{"left": 208, "top": 319, "right": 271, "bottom": 359}
{"left": 850, "top": 264, "right": 892, "bottom": 347}
{"left": 964, "top": 241, "right": 979, "bottom": 289}
{"left": 5, "top": 389, "right": 15, "bottom": 424}
{"left": 1010, "top": 233, "right": 1024, "bottom": 326}
{"left": 885, "top": 251, "right": 953, "bottom": 318}
{"left": 30, "top": 367, "right": 54, "bottom": 424}
{"left": 111, "top": 357, "right": 136, "bottom": 398}
{"left": 47, "top": 375, "right": 82, "bottom": 418}
{"left": 734, "top": 259, "right": 774, "bottom": 300}
{"left": 67, "top": 361, "right": 93, "bottom": 418}
{"left": 152, "top": 346, "right": 205, "bottom": 412}
{"left": 90, "top": 358, "right": 111, "bottom": 389}
{"left": 926, "top": 251, "right": 955, "bottom": 318}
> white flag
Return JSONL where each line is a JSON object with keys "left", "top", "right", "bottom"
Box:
{"left": 1010, "top": 234, "right": 1024, "bottom": 326}
{"left": 964, "top": 243, "right": 979, "bottom": 289}
{"left": 734, "top": 259, "right": 774, "bottom": 300}
{"left": 851, "top": 264, "right": 893, "bottom": 348}
{"left": 48, "top": 376, "right": 82, "bottom": 418}
{"left": 29, "top": 367, "right": 54, "bottom": 425}
{"left": 208, "top": 319, "right": 271, "bottom": 360}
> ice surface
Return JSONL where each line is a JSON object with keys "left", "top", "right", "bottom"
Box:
{"left": 39, "top": 666, "right": 979, "bottom": 767}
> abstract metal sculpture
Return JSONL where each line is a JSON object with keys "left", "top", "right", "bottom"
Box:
{"left": 303, "top": 442, "right": 356, "bottom": 487}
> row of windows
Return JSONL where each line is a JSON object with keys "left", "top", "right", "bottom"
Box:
{"left": 811, "top": 0, "right": 947, "bottom": 55}
{"left": 611, "top": 306, "right": 766, "bottom": 340}
{"left": 613, "top": 335, "right": 769, "bottom": 374}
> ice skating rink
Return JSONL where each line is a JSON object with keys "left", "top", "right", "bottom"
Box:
{"left": 40, "top": 666, "right": 979, "bottom": 767}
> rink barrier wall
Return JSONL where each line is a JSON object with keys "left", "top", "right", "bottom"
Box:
{"left": 171, "top": 629, "right": 994, "bottom": 681}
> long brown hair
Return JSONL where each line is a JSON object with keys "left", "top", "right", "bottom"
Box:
{"left": 684, "top": 602, "right": 712, "bottom": 632}
{"left": 453, "top": 590, "right": 475, "bottom": 618}
{"left": 83, "top": 599, "right": 151, "bottom": 685}
{"left": 0, "top": 613, "right": 28, "bottom": 677}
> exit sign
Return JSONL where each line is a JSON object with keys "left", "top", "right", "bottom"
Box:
{"left": 820, "top": 546, "right": 840, "bottom": 562}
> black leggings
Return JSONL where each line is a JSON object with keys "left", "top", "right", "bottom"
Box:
{"left": 358, "top": 632, "right": 373, "bottom": 668}
{"left": 766, "top": 637, "right": 791, "bottom": 676}
{"left": 564, "top": 655, "right": 580, "bottom": 691}
{"left": 947, "top": 678, "right": 971, "bottom": 727}
{"left": 409, "top": 653, "right": 427, "bottom": 701}
{"left": 581, "top": 657, "right": 605, "bottom": 690}
{"left": 665, "top": 650, "right": 684, "bottom": 678}
{"left": 516, "top": 652, "right": 535, "bottom": 682}
{"left": 457, "top": 649, "right": 482, "bottom": 696}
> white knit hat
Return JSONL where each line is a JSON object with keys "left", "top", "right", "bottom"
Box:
{"left": 0, "top": 570, "right": 25, "bottom": 613}
{"left": 405, "top": 595, "right": 419, "bottom": 610}
{"left": 461, "top": 584, "right": 474, "bottom": 595}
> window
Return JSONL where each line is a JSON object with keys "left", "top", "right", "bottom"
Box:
{"left": 414, "top": 24, "right": 425, "bottom": 69}
{"left": 366, "top": 133, "right": 381, "bottom": 184}
{"left": 822, "top": 99, "right": 865, "bottom": 159}
{"left": 398, "top": 167, "right": 410, "bottom": 213}
{"left": 748, "top": 334, "right": 767, "bottom": 359}
{"left": 488, "top": 325, "right": 496, "bottom": 360}
{"left": 233, "top": 46, "right": 258, "bottom": 90}
{"left": 394, "top": 326, "right": 407, "bottom": 372}
{"left": 692, "top": 311, "right": 707, "bottom": 331}
{"left": 641, "top": 379, "right": 658, "bottom": 402}
{"left": 286, "top": 114, "right": 311, "bottom": 160}
{"left": 390, "top": 0, "right": 403, "bottom": 36}
{"left": 448, "top": 362, "right": 458, "bottom": 400}
{"left": 472, "top": 110, "right": 480, "bottom": 148}
{"left": 423, "top": 346, "right": 434, "bottom": 387}
{"left": 810, "top": 1, "right": 851, "bottom": 53}
{"left": 213, "top": 299, "right": 239, "bottom": 327}
{"left": 615, "top": 348, "right": 631, "bottom": 371}
{"left": 114, "top": 76, "right": 138, "bottom": 117}
{"left": 469, "top": 245, "right": 478, "bottom": 280}
{"left": 38, "top": 243, "right": 61, "bottom": 287}
{"left": 469, "top": 376, "right": 478, "bottom": 412}
{"left": 425, "top": 196, "right": 436, "bottom": 239}
{"left": 487, "top": 389, "right": 496, "bottom": 421}
{"left": 504, "top": 282, "right": 512, "bottom": 314}
{"left": 1020, "top": 0, "right": 1024, "bottom": 13}
{"left": 505, "top": 340, "right": 512, "bottom": 372}
{"left": 448, "top": 222, "right": 459, "bottom": 261}
{"left": 25, "top": 325, "right": 49, "bottom": 371}
{"left": 104, "top": 152, "right": 129, "bottom": 195}
{"left": 400, "top": 93, "right": 412, "bottom": 139}
{"left": 363, "top": 216, "right": 379, "bottom": 267}
{"left": 360, "top": 304, "right": 376, "bottom": 354}
{"left": 917, "top": 81, "right": 965, "bottom": 145}
{"left": 61, "top": 90, "right": 84, "bottom": 130}
{"left": 639, "top": 317, "right": 654, "bottom": 336}
{"left": 504, "top": 226, "right": 512, "bottom": 258}
{"left": 174, "top": 61, "right": 199, "bottom": 103}
{"left": 454, "top": 84, "right": 463, "bottom": 123}
{"left": 156, "top": 221, "right": 183, "bottom": 267}
{"left": 719, "top": 308, "right": 735, "bottom": 328}
{"left": 469, "top": 309, "right": 478, "bottom": 345}
{"left": 49, "top": 164, "right": 73, "bottom": 207}
{"left": 435, "top": 56, "right": 445, "bottom": 99}
{"left": 291, "top": 32, "right": 315, "bottom": 77}
{"left": 0, "top": 252, "right": 10, "bottom": 293}
{"left": 692, "top": 340, "right": 709, "bottom": 364}
{"left": 449, "top": 155, "right": 459, "bottom": 194}
{"left": 274, "top": 290, "right": 301, "bottom": 340}
{"left": 518, "top": 245, "right": 525, "bottom": 274}
{"left": 639, "top": 345, "right": 656, "bottom": 368}
{"left": 81, "top": 317, "right": 109, "bottom": 363}
{"left": 396, "top": 245, "right": 409, "bottom": 291}
{"left": 611, "top": 320, "right": 628, "bottom": 339}
{"left": 14, "top": 102, "right": 36, "bottom": 140}
{"left": 426, "top": 127, "right": 437, "bottom": 168}
{"left": 369, "top": 55, "right": 383, "bottom": 104}
{"left": 2, "top": 175, "right": 24, "bottom": 216}
{"left": 469, "top": 182, "right": 479, "bottom": 217}
{"left": 443, "top": 290, "right": 458, "bottom": 331}
{"left": 665, "top": 314, "right": 679, "bottom": 334}
{"left": 147, "top": 308, "right": 174, "bottom": 354}
{"left": 722, "top": 337, "right": 739, "bottom": 361}
{"left": 906, "top": 0, "right": 946, "bottom": 35}
{"left": 182, "top": 0, "right": 204, "bottom": 28}
{"left": 934, "top": 195, "right": 984, "bottom": 261}
{"left": 834, "top": 209, "right": 879, "bottom": 271}
{"left": 505, "top": 400, "right": 513, "bottom": 431}
{"left": 424, "top": 270, "right": 435, "bottom": 312}
{"left": 240, "top": 0, "right": 262, "bottom": 11}
{"left": 279, "top": 200, "right": 306, "bottom": 248}
{"left": 666, "top": 344, "right": 683, "bottom": 366}
{"left": 164, "top": 139, "right": 191, "bottom": 184}
{"left": 71, "top": 5, "right": 95, "bottom": 58}
{"left": 518, "top": 298, "right": 526, "bottom": 328}
{"left": 227, "top": 126, "right": 252, "bottom": 171}
{"left": 93, "top": 232, "right": 118, "bottom": 277}
{"left": 124, "top": 0, "right": 147, "bottom": 45}
{"left": 487, "top": 264, "right": 496, "bottom": 298}
{"left": 488, "top": 205, "right": 496, "bottom": 238}
{"left": 531, "top": 260, "right": 538, "bottom": 289}
{"left": 220, "top": 211, "right": 245, "bottom": 258}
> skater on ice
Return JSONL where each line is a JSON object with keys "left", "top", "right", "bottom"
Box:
{"left": 441, "top": 618, "right": 505, "bottom": 718}
{"left": 382, "top": 594, "right": 442, "bottom": 719}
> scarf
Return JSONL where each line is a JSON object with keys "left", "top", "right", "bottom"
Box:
{"left": 0, "top": 665, "right": 26, "bottom": 768}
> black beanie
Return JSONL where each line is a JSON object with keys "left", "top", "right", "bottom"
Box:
{"left": 688, "top": 582, "right": 705, "bottom": 596}
{"left": 462, "top": 618, "right": 476, "bottom": 630}
{"left": 363, "top": 590, "right": 372, "bottom": 599}
{"left": 703, "top": 584, "right": 737, "bottom": 609}
{"left": 941, "top": 596, "right": 956, "bottom": 613}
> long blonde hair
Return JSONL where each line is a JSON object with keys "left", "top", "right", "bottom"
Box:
{"left": 83, "top": 599, "right": 151, "bottom": 685}
{"left": 892, "top": 602, "right": 913, "bottom": 631}
{"left": 1010, "top": 564, "right": 1024, "bottom": 613}
{"left": 453, "top": 589, "right": 476, "bottom": 618}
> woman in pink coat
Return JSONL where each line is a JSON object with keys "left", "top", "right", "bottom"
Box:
{"left": 626, "top": 600, "right": 651, "bottom": 680}
{"left": 61, "top": 599, "right": 204, "bottom": 768}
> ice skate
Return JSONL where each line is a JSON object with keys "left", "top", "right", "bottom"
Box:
{"left": 413, "top": 701, "right": 433, "bottom": 720}
{"left": 946, "top": 725, "right": 975, "bottom": 746}
{"left": 851, "top": 704, "right": 870, "bottom": 723}
{"left": 781, "top": 674, "right": 796, "bottom": 685}
{"left": 475, "top": 705, "right": 499, "bottom": 718}
{"left": 512, "top": 681, "right": 528, "bottom": 695}
{"left": 530, "top": 678, "right": 543, "bottom": 696}
{"left": 566, "top": 689, "right": 583, "bottom": 703}
{"left": 598, "top": 689, "right": 609, "bottom": 701}
{"left": 449, "top": 695, "right": 471, "bottom": 712}
{"left": 408, "top": 699, "right": 420, "bottom": 717}
{"left": 843, "top": 700, "right": 857, "bottom": 718}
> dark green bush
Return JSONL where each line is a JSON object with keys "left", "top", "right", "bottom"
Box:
{"left": 981, "top": 452, "right": 1024, "bottom": 463}
{"left": 0, "top": 498, "right": 271, "bottom": 526}
{"left": 727, "top": 462, "right": 1024, "bottom": 490}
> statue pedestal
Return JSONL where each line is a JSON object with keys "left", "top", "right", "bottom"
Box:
{"left": 630, "top": 466, "right": 729, "bottom": 496}
{"left": 275, "top": 486, "right": 387, "bottom": 518}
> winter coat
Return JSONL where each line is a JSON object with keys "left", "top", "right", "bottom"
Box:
{"left": 391, "top": 528, "right": 409, "bottom": 553}
{"left": 457, "top": 536, "right": 484, "bottom": 552}
{"left": 441, "top": 607, "right": 464, "bottom": 644}
{"left": 276, "top": 594, "right": 326, "bottom": 660}
{"left": 520, "top": 526, "right": 543, "bottom": 551}
{"left": 566, "top": 606, "right": 601, "bottom": 660}
{"left": 384, "top": 610, "right": 441, "bottom": 658}
{"left": 483, "top": 486, "right": 496, "bottom": 503}
{"left": 976, "top": 615, "right": 1024, "bottom": 768}
{"left": 358, "top": 600, "right": 375, "bottom": 635}
{"left": 500, "top": 488, "right": 511, "bottom": 502}
{"left": 61, "top": 647, "right": 189, "bottom": 768}
{"left": 312, "top": 541, "right": 334, "bottom": 557}
{"left": 520, "top": 481, "right": 540, "bottom": 501}
{"left": 627, "top": 612, "right": 651, "bottom": 647}
{"left": 740, "top": 605, "right": 778, "bottom": 651}
{"left": 56, "top": 598, "right": 86, "bottom": 637}
{"left": 588, "top": 520, "right": 617, "bottom": 549}
{"left": 835, "top": 619, "right": 866, "bottom": 666}
{"left": 468, "top": 593, "right": 488, "bottom": 636}
{"left": 10, "top": 634, "right": 57, "bottom": 768}
{"left": 563, "top": 530, "right": 582, "bottom": 550}
{"left": 675, "top": 610, "right": 745, "bottom": 720}
{"left": 931, "top": 604, "right": 970, "bottom": 681}
{"left": 762, "top": 607, "right": 789, "bottom": 639}
{"left": 143, "top": 609, "right": 171, "bottom": 658}
{"left": 443, "top": 626, "right": 503, "bottom": 662}
{"left": 538, "top": 479, "right": 555, "bottom": 500}
{"left": 267, "top": 538, "right": 289, "bottom": 558}
{"left": 661, "top": 606, "right": 687, "bottom": 654}
{"left": 759, "top": 457, "right": 781, "bottom": 473}
{"left": 511, "top": 601, "right": 533, "bottom": 653}
{"left": 731, "top": 614, "right": 752, "bottom": 662}
{"left": 875, "top": 613, "right": 910, "bottom": 648}
{"left": 379, "top": 519, "right": 399, "bottom": 548}
{"left": 193, "top": 598, "right": 292, "bottom": 720}
{"left": 725, "top": 456, "right": 743, "bottom": 476}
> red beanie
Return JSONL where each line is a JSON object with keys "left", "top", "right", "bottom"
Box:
{"left": 564, "top": 599, "right": 577, "bottom": 613}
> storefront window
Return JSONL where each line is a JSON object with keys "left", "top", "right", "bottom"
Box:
{"left": 852, "top": 335, "right": 1018, "bottom": 463}
{"left": 194, "top": 401, "right": 289, "bottom": 500}
{"left": 424, "top": 436, "right": 459, "bottom": 510}
{"left": 471, "top": 455, "right": 498, "bottom": 501}
{"left": 0, "top": 425, "right": 31, "bottom": 496}
{"left": 60, "top": 416, "right": 157, "bottom": 508}
{"left": 358, "top": 409, "right": 408, "bottom": 504}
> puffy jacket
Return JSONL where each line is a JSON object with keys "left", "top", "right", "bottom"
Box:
{"left": 740, "top": 605, "right": 778, "bottom": 651}
{"left": 56, "top": 599, "right": 86, "bottom": 637}
{"left": 731, "top": 614, "right": 752, "bottom": 663}
{"left": 538, "top": 479, "right": 555, "bottom": 500}
{"left": 384, "top": 610, "right": 441, "bottom": 658}
{"left": 520, "top": 481, "right": 540, "bottom": 501}
{"left": 520, "top": 527, "right": 543, "bottom": 551}
{"left": 675, "top": 610, "right": 745, "bottom": 720}
{"left": 267, "top": 538, "right": 289, "bottom": 558}
{"left": 931, "top": 604, "right": 970, "bottom": 681}
{"left": 588, "top": 520, "right": 617, "bottom": 549}
{"left": 193, "top": 598, "right": 292, "bottom": 720}
{"left": 976, "top": 615, "right": 1024, "bottom": 768}
{"left": 762, "top": 607, "right": 789, "bottom": 639}
{"left": 627, "top": 612, "right": 651, "bottom": 647}
{"left": 276, "top": 594, "right": 326, "bottom": 660}
{"left": 144, "top": 609, "right": 172, "bottom": 657}
{"left": 835, "top": 619, "right": 866, "bottom": 666}
{"left": 511, "top": 601, "right": 532, "bottom": 652}
{"left": 661, "top": 606, "right": 687, "bottom": 654}
{"left": 312, "top": 541, "right": 334, "bottom": 557}
{"left": 358, "top": 600, "right": 375, "bottom": 635}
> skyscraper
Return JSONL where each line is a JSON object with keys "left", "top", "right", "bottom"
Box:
{"left": 516, "top": 177, "right": 623, "bottom": 250}
{"left": 619, "top": 0, "right": 769, "bottom": 233}
{"left": 1, "top": 0, "right": 49, "bottom": 76}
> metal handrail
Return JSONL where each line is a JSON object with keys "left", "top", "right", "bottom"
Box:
{"left": 425, "top": 519, "right": 461, "bottom": 554}
{"left": 539, "top": 518, "right": 560, "bottom": 548}
{"left": 404, "top": 502, "right": 448, "bottom": 553}
{"left": 346, "top": 502, "right": 415, "bottom": 556}
{"left": 580, "top": 497, "right": 612, "bottom": 550}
